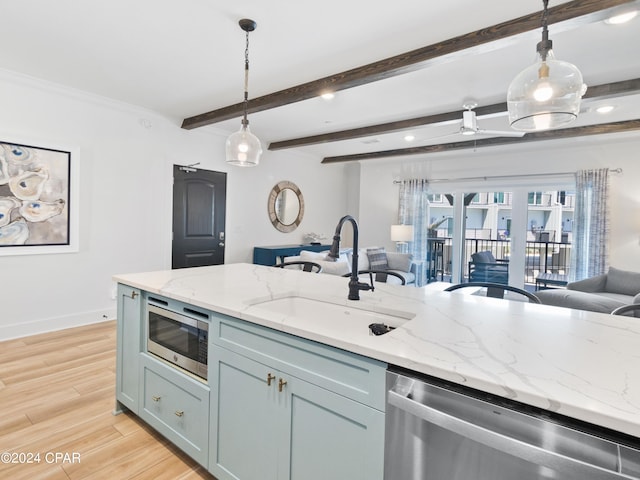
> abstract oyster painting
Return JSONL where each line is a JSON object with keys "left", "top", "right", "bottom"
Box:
{"left": 0, "top": 141, "right": 71, "bottom": 250}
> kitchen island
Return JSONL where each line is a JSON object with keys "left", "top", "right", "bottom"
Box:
{"left": 114, "top": 263, "right": 640, "bottom": 477}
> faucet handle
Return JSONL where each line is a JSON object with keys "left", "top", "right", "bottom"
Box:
{"left": 348, "top": 278, "right": 374, "bottom": 300}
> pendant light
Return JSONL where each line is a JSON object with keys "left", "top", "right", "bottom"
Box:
{"left": 225, "top": 19, "right": 263, "bottom": 167}
{"left": 507, "top": 0, "right": 587, "bottom": 131}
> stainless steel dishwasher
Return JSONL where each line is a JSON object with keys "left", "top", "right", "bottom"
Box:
{"left": 385, "top": 367, "right": 640, "bottom": 480}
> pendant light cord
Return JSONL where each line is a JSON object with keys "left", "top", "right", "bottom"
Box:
{"left": 537, "top": 0, "right": 552, "bottom": 61}
{"left": 242, "top": 29, "right": 250, "bottom": 127}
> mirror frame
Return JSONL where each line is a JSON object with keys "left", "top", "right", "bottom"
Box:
{"left": 268, "top": 180, "right": 304, "bottom": 233}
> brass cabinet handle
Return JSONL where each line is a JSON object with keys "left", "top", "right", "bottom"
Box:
{"left": 267, "top": 373, "right": 276, "bottom": 386}
{"left": 278, "top": 378, "right": 287, "bottom": 392}
{"left": 131, "top": 291, "right": 139, "bottom": 299}
{"left": 152, "top": 395, "right": 161, "bottom": 402}
{"left": 175, "top": 410, "right": 184, "bottom": 417}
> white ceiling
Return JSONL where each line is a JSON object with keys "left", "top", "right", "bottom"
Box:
{"left": 1, "top": 0, "right": 639, "bottom": 161}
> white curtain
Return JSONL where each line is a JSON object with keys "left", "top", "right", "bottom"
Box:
{"left": 570, "top": 168, "right": 609, "bottom": 281}
{"left": 398, "top": 179, "right": 429, "bottom": 286}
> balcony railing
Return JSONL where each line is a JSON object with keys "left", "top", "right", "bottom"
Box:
{"left": 434, "top": 237, "right": 571, "bottom": 285}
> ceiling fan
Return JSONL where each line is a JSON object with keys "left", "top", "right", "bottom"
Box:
{"left": 437, "top": 102, "right": 526, "bottom": 139}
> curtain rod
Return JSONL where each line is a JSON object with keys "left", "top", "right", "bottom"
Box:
{"left": 393, "top": 168, "right": 622, "bottom": 184}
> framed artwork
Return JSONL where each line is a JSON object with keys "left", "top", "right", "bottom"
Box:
{"left": 0, "top": 138, "right": 78, "bottom": 255}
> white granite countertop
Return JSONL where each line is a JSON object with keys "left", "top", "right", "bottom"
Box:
{"left": 114, "top": 263, "right": 640, "bottom": 438}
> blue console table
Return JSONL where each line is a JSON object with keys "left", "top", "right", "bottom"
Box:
{"left": 253, "top": 244, "right": 331, "bottom": 266}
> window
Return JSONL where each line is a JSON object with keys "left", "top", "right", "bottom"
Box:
{"left": 557, "top": 191, "right": 566, "bottom": 205}
{"left": 528, "top": 192, "right": 543, "bottom": 205}
{"left": 493, "top": 192, "right": 506, "bottom": 204}
{"left": 427, "top": 193, "right": 443, "bottom": 203}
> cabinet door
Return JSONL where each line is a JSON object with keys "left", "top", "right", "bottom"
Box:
{"left": 210, "top": 347, "right": 279, "bottom": 480}
{"left": 282, "top": 376, "right": 385, "bottom": 480}
{"left": 115, "top": 284, "right": 142, "bottom": 413}
{"left": 140, "top": 355, "right": 210, "bottom": 466}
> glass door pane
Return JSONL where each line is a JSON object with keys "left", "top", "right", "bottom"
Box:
{"left": 463, "top": 191, "right": 512, "bottom": 283}
{"left": 526, "top": 190, "right": 574, "bottom": 287}
{"left": 427, "top": 194, "right": 452, "bottom": 283}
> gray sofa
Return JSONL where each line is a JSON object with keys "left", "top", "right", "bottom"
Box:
{"left": 536, "top": 267, "right": 640, "bottom": 314}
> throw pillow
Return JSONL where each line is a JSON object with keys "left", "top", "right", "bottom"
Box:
{"left": 605, "top": 267, "right": 640, "bottom": 296}
{"left": 300, "top": 250, "right": 350, "bottom": 274}
{"left": 386, "top": 252, "right": 413, "bottom": 272}
{"left": 367, "top": 247, "right": 389, "bottom": 271}
{"left": 299, "top": 250, "right": 329, "bottom": 261}
{"left": 318, "top": 260, "right": 350, "bottom": 276}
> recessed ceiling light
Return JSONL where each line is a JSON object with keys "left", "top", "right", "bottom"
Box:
{"left": 596, "top": 105, "right": 615, "bottom": 114}
{"left": 320, "top": 92, "right": 335, "bottom": 100}
{"left": 605, "top": 10, "right": 638, "bottom": 24}
{"left": 404, "top": 134, "right": 415, "bottom": 142}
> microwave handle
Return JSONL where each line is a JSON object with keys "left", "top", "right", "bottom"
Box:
{"left": 388, "top": 390, "right": 631, "bottom": 480}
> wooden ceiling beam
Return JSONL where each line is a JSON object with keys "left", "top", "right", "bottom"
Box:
{"left": 320, "top": 119, "right": 640, "bottom": 164}
{"left": 268, "top": 78, "right": 640, "bottom": 150}
{"left": 181, "top": 0, "right": 640, "bottom": 130}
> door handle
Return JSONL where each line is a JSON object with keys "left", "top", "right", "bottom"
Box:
{"left": 267, "top": 373, "right": 276, "bottom": 386}
{"left": 219, "top": 242, "right": 225, "bottom": 247}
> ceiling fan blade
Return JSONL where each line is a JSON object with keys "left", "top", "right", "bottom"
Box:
{"left": 425, "top": 130, "right": 462, "bottom": 141}
{"left": 476, "top": 128, "right": 526, "bottom": 137}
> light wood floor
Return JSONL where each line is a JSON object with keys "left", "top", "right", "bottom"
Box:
{"left": 0, "top": 321, "right": 217, "bottom": 480}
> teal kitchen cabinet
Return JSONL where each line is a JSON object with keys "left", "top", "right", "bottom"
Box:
{"left": 115, "top": 284, "right": 142, "bottom": 414}
{"left": 209, "top": 315, "right": 386, "bottom": 480}
{"left": 212, "top": 347, "right": 280, "bottom": 480}
{"left": 139, "top": 353, "right": 210, "bottom": 466}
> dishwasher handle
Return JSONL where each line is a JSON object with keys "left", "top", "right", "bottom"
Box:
{"left": 388, "top": 389, "right": 632, "bottom": 480}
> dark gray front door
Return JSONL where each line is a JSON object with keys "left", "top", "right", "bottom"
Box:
{"left": 172, "top": 165, "right": 227, "bottom": 269}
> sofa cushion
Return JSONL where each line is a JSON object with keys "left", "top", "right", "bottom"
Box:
{"left": 568, "top": 274, "right": 607, "bottom": 293}
{"left": 595, "top": 292, "right": 635, "bottom": 303}
{"left": 388, "top": 269, "right": 415, "bottom": 284}
{"left": 536, "top": 289, "right": 628, "bottom": 314}
{"left": 605, "top": 267, "right": 640, "bottom": 296}
{"left": 316, "top": 260, "right": 350, "bottom": 276}
{"left": 366, "top": 247, "right": 389, "bottom": 270}
{"left": 386, "top": 252, "right": 413, "bottom": 273}
{"left": 299, "top": 250, "right": 350, "bottom": 276}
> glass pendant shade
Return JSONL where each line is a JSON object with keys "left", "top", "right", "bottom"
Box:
{"left": 225, "top": 18, "right": 261, "bottom": 167}
{"left": 225, "top": 122, "right": 262, "bottom": 167}
{"left": 508, "top": 49, "right": 587, "bottom": 131}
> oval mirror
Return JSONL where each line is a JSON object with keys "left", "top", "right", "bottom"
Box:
{"left": 268, "top": 181, "right": 304, "bottom": 233}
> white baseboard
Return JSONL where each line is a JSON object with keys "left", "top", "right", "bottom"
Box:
{"left": 0, "top": 308, "right": 117, "bottom": 341}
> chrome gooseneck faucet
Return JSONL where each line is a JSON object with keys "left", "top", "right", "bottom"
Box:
{"left": 327, "top": 215, "right": 373, "bottom": 300}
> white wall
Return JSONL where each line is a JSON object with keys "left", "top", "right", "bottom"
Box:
{"left": 2, "top": 69, "right": 638, "bottom": 341}
{"left": 356, "top": 133, "right": 640, "bottom": 272}
{"left": 0, "top": 71, "right": 348, "bottom": 340}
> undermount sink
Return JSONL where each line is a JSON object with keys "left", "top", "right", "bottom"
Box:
{"left": 248, "top": 295, "right": 415, "bottom": 335}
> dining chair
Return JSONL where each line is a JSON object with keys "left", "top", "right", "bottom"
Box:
{"left": 340, "top": 269, "right": 407, "bottom": 291}
{"left": 275, "top": 261, "right": 323, "bottom": 273}
{"left": 445, "top": 282, "right": 541, "bottom": 303}
{"left": 611, "top": 304, "right": 640, "bottom": 316}
{"left": 355, "top": 269, "right": 406, "bottom": 286}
